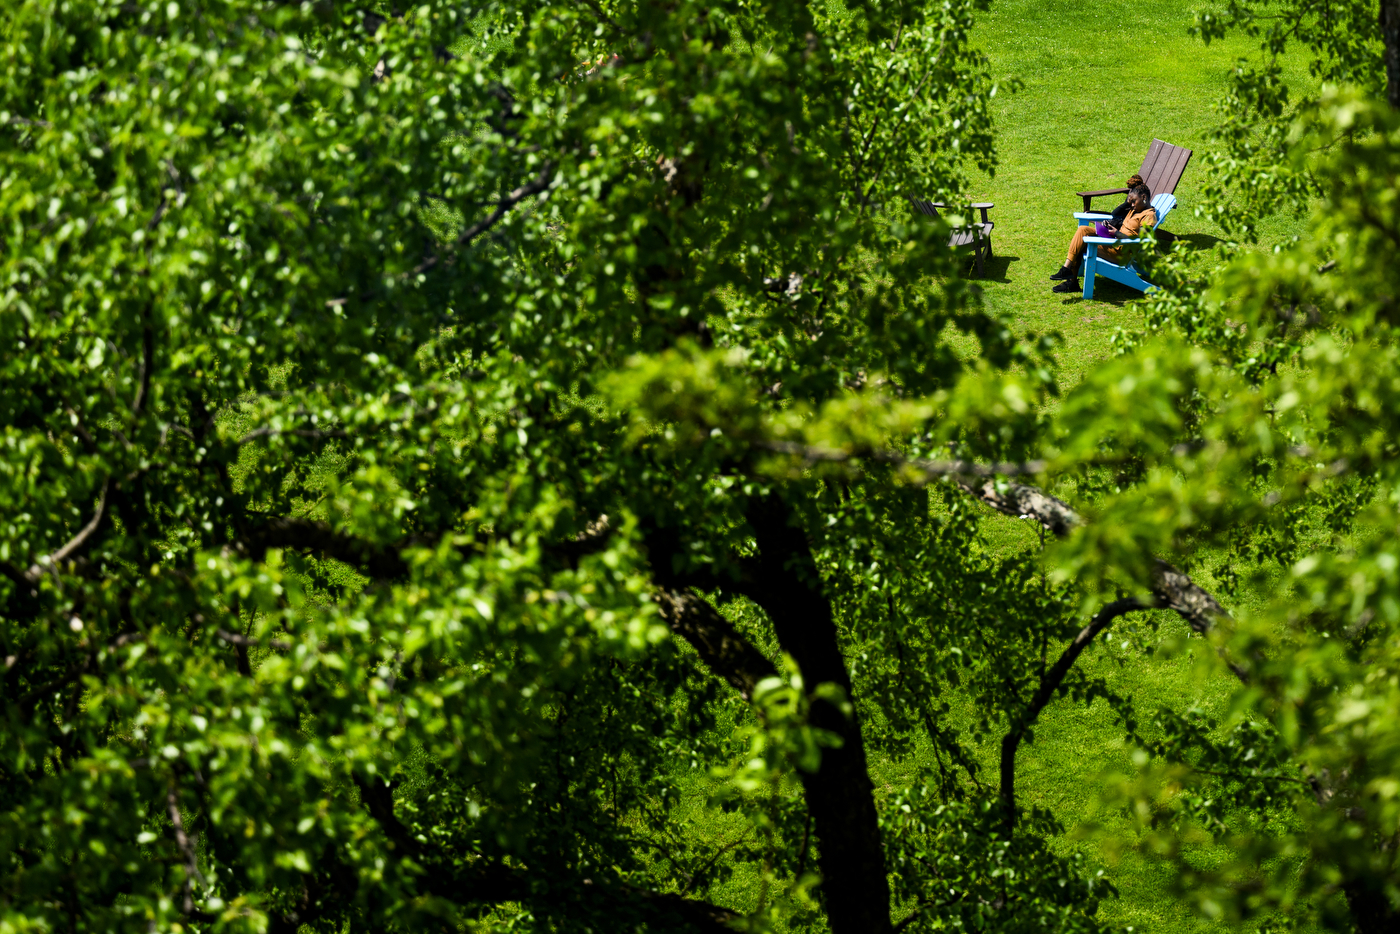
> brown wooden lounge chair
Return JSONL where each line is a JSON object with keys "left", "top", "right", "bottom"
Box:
{"left": 908, "top": 199, "right": 995, "bottom": 277}
{"left": 1076, "top": 139, "right": 1193, "bottom": 213}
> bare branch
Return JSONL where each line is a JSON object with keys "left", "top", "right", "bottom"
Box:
{"left": 167, "top": 780, "right": 206, "bottom": 914}
{"left": 410, "top": 163, "right": 555, "bottom": 277}
{"left": 999, "top": 596, "right": 1150, "bottom": 827}
{"left": 25, "top": 479, "right": 110, "bottom": 582}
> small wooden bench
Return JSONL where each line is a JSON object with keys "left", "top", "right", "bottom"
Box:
{"left": 909, "top": 200, "right": 996, "bottom": 277}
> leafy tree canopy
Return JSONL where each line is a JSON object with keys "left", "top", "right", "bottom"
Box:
{"left": 3, "top": 0, "right": 1400, "bottom": 932}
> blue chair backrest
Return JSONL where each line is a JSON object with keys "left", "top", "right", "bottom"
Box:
{"left": 1151, "top": 192, "right": 1177, "bottom": 229}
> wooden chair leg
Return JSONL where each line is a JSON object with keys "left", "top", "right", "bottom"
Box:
{"left": 1082, "top": 245, "right": 1096, "bottom": 300}
{"left": 975, "top": 242, "right": 984, "bottom": 278}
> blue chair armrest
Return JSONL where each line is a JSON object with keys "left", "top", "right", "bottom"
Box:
{"left": 1074, "top": 212, "right": 1112, "bottom": 222}
{"left": 1084, "top": 236, "right": 1140, "bottom": 245}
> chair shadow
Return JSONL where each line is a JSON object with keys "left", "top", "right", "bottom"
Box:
{"left": 1059, "top": 278, "right": 1139, "bottom": 307}
{"left": 968, "top": 253, "right": 1020, "bottom": 284}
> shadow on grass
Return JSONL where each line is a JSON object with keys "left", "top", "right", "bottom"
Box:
{"left": 1173, "top": 232, "right": 1226, "bottom": 251}
{"left": 1058, "top": 278, "right": 1143, "bottom": 307}
{"left": 968, "top": 253, "right": 1020, "bottom": 283}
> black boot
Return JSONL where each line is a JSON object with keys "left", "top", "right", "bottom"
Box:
{"left": 1052, "top": 277, "right": 1080, "bottom": 293}
{"left": 1049, "top": 264, "right": 1076, "bottom": 281}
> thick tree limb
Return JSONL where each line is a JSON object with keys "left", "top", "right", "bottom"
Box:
{"left": 641, "top": 500, "right": 892, "bottom": 932}
{"left": 760, "top": 440, "right": 1240, "bottom": 678}
{"left": 640, "top": 524, "right": 778, "bottom": 701}
{"left": 949, "top": 478, "right": 1233, "bottom": 633}
{"left": 654, "top": 588, "right": 777, "bottom": 699}
{"left": 234, "top": 513, "right": 620, "bottom": 585}
{"left": 952, "top": 476, "right": 1243, "bottom": 680}
{"left": 1148, "top": 559, "right": 1228, "bottom": 635}
{"left": 950, "top": 476, "right": 1080, "bottom": 537}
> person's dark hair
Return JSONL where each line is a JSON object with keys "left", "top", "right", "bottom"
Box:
{"left": 1126, "top": 173, "right": 1143, "bottom": 188}
{"left": 1131, "top": 183, "right": 1151, "bottom": 204}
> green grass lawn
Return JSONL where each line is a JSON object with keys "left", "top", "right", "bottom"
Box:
{"left": 689, "top": 2, "right": 1320, "bottom": 929}
{"left": 969, "top": 0, "right": 1312, "bottom": 386}
{"left": 914, "top": 2, "right": 1313, "bottom": 930}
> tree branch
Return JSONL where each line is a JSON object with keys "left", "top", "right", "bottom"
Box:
{"left": 999, "top": 596, "right": 1151, "bottom": 828}
{"left": 167, "top": 779, "right": 206, "bottom": 914}
{"left": 952, "top": 479, "right": 1242, "bottom": 678}
{"left": 654, "top": 588, "right": 777, "bottom": 700}
{"left": 949, "top": 476, "right": 1081, "bottom": 538}
{"left": 1147, "top": 559, "right": 1228, "bottom": 636}
{"left": 216, "top": 629, "right": 292, "bottom": 652}
{"left": 22, "top": 479, "right": 111, "bottom": 583}
{"left": 640, "top": 522, "right": 776, "bottom": 698}
{"left": 410, "top": 163, "right": 555, "bottom": 276}
{"left": 236, "top": 426, "right": 348, "bottom": 445}
{"left": 755, "top": 439, "right": 1240, "bottom": 668}
{"left": 353, "top": 773, "right": 741, "bottom": 931}
{"left": 133, "top": 308, "right": 153, "bottom": 416}
{"left": 235, "top": 518, "right": 410, "bottom": 579}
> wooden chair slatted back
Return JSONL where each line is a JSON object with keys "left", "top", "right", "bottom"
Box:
{"left": 1138, "top": 139, "right": 1193, "bottom": 198}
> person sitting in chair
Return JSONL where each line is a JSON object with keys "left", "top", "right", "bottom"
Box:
{"left": 1050, "top": 183, "right": 1154, "bottom": 293}
{"left": 1102, "top": 174, "right": 1143, "bottom": 225}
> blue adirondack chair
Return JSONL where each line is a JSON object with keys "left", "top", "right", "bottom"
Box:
{"left": 1071, "top": 193, "right": 1177, "bottom": 300}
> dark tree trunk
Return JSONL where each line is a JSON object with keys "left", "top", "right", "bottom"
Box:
{"left": 1383, "top": 0, "right": 1400, "bottom": 109}
{"left": 1344, "top": 878, "right": 1400, "bottom": 934}
{"left": 743, "top": 493, "right": 893, "bottom": 934}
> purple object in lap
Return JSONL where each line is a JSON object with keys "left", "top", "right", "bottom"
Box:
{"left": 1094, "top": 221, "right": 1114, "bottom": 238}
